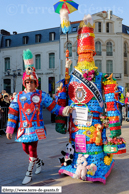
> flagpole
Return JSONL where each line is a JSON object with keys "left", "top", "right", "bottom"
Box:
{"left": 66, "top": 32, "right": 68, "bottom": 50}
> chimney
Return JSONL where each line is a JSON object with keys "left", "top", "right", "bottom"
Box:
{"left": 13, "top": 31, "right": 17, "bottom": 35}
{"left": 0, "top": 29, "right": 10, "bottom": 35}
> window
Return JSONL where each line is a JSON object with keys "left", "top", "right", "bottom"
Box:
{"left": 106, "top": 42, "right": 113, "bottom": 56}
{"left": 106, "top": 22, "right": 113, "bottom": 33}
{"left": 98, "top": 22, "right": 101, "bottom": 32}
{"left": 49, "top": 53, "right": 55, "bottom": 68}
{"left": 35, "top": 54, "right": 41, "bottom": 69}
{"left": 95, "top": 22, "right": 101, "bottom": 33}
{"left": 95, "top": 41, "right": 101, "bottom": 56}
{"left": 124, "top": 61, "right": 128, "bottom": 76}
{"left": 5, "top": 57, "right": 10, "bottom": 71}
{"left": 124, "top": 42, "right": 128, "bottom": 57}
{"left": 23, "top": 36, "right": 29, "bottom": 44}
{"left": 126, "top": 29, "right": 129, "bottom": 34}
{"left": 5, "top": 39, "right": 11, "bottom": 47}
{"left": 4, "top": 79, "right": 11, "bottom": 94}
{"left": 67, "top": 42, "right": 72, "bottom": 57}
{"left": 35, "top": 34, "right": 41, "bottom": 43}
{"left": 106, "top": 23, "right": 109, "bottom": 33}
{"left": 95, "top": 60, "right": 102, "bottom": 72}
{"left": 49, "top": 32, "right": 55, "bottom": 41}
{"left": 72, "top": 27, "right": 77, "bottom": 32}
{"left": 106, "top": 60, "right": 113, "bottom": 74}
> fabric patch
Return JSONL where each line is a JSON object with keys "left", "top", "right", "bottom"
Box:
{"left": 23, "top": 102, "right": 35, "bottom": 115}
{"left": 8, "top": 107, "right": 18, "bottom": 116}
{"left": 17, "top": 128, "right": 25, "bottom": 139}
{"left": 68, "top": 82, "right": 94, "bottom": 103}
{"left": 35, "top": 128, "right": 46, "bottom": 140}
{"left": 47, "top": 101, "right": 56, "bottom": 111}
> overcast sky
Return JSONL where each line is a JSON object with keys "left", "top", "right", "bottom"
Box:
{"left": 0, "top": 0, "right": 129, "bottom": 34}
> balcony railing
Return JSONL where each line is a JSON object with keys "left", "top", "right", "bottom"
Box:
{"left": 96, "top": 51, "right": 101, "bottom": 56}
{"left": 106, "top": 52, "right": 113, "bottom": 56}
{"left": 113, "top": 73, "right": 121, "bottom": 79}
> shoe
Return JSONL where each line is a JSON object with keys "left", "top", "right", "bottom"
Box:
{"left": 22, "top": 157, "right": 36, "bottom": 185}
{"left": 35, "top": 158, "right": 44, "bottom": 174}
{"left": 22, "top": 171, "right": 32, "bottom": 185}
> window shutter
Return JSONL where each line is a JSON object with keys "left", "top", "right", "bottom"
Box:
{"left": 109, "top": 23, "right": 113, "bottom": 33}
{"left": 69, "top": 63, "right": 73, "bottom": 73}
{"left": 95, "top": 22, "right": 98, "bottom": 33}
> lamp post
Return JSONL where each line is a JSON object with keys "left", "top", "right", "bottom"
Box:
{"left": 7, "top": 69, "right": 21, "bottom": 93}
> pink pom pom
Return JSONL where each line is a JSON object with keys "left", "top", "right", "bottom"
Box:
{"left": 22, "top": 72, "right": 26, "bottom": 79}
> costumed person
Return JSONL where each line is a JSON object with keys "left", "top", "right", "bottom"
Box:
{"left": 56, "top": 15, "right": 126, "bottom": 184}
{"left": 125, "top": 92, "right": 129, "bottom": 121}
{"left": 6, "top": 49, "right": 74, "bottom": 185}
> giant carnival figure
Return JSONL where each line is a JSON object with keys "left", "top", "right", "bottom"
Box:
{"left": 54, "top": 12, "right": 126, "bottom": 184}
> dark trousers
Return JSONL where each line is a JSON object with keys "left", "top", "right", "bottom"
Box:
{"left": 119, "top": 106, "right": 122, "bottom": 124}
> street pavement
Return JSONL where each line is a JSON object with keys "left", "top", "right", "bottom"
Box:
{"left": 0, "top": 121, "right": 129, "bottom": 194}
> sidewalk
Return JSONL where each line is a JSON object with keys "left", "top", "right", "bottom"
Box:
{"left": 0, "top": 121, "right": 129, "bottom": 194}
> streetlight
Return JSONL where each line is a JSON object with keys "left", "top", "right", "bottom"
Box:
{"left": 6, "top": 69, "right": 21, "bottom": 92}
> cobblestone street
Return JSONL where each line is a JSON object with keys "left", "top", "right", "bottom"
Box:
{"left": 0, "top": 121, "right": 129, "bottom": 194}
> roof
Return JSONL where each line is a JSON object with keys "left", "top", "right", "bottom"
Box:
{"left": 0, "top": 27, "right": 60, "bottom": 48}
{"left": 122, "top": 24, "right": 129, "bottom": 35}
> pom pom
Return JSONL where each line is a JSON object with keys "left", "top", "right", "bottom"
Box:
{"left": 23, "top": 49, "right": 33, "bottom": 60}
{"left": 83, "top": 14, "right": 93, "bottom": 26}
{"left": 22, "top": 72, "right": 26, "bottom": 80}
{"left": 60, "top": 9, "right": 69, "bottom": 23}
{"left": 60, "top": 8, "right": 71, "bottom": 34}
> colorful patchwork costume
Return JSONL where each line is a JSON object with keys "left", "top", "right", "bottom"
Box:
{"left": 6, "top": 49, "right": 70, "bottom": 185}
{"left": 57, "top": 15, "right": 126, "bottom": 184}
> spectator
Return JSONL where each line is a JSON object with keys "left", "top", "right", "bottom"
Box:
{"left": 13, "top": 92, "right": 17, "bottom": 99}
{"left": 125, "top": 92, "right": 129, "bottom": 121}
{"left": 2, "top": 93, "right": 10, "bottom": 126}
{"left": 9, "top": 93, "right": 13, "bottom": 102}
{"left": 2, "top": 93, "right": 10, "bottom": 108}
{"left": 0, "top": 93, "right": 3, "bottom": 106}
{"left": 2, "top": 90, "right": 6, "bottom": 96}
{"left": 0, "top": 93, "right": 3, "bottom": 133}
{"left": 117, "top": 86, "right": 125, "bottom": 125}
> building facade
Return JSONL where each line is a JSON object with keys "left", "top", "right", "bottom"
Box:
{"left": 0, "top": 11, "right": 129, "bottom": 94}
{"left": 0, "top": 28, "right": 60, "bottom": 95}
